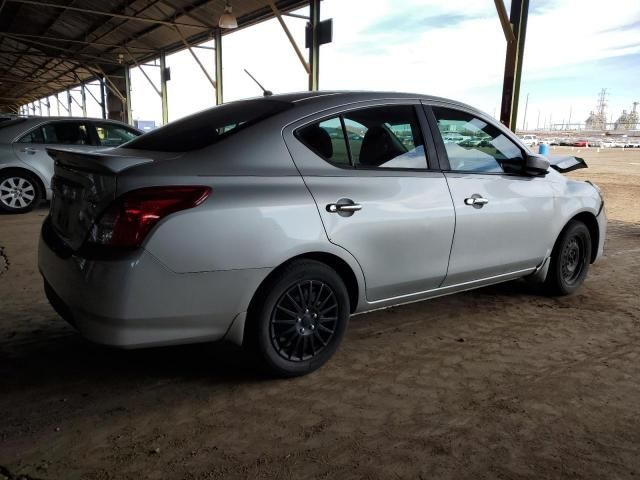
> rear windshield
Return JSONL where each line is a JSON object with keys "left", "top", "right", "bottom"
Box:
{"left": 125, "top": 99, "right": 293, "bottom": 152}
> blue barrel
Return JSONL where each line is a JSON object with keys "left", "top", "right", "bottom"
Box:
{"left": 538, "top": 143, "right": 550, "bottom": 155}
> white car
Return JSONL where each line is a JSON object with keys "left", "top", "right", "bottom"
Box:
{"left": 519, "top": 134, "right": 538, "bottom": 147}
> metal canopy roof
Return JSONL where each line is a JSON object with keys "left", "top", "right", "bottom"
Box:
{"left": 0, "top": 0, "right": 309, "bottom": 111}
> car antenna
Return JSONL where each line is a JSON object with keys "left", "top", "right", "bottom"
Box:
{"left": 244, "top": 69, "right": 272, "bottom": 96}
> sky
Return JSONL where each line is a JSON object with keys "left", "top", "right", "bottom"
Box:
{"left": 24, "top": 0, "right": 640, "bottom": 131}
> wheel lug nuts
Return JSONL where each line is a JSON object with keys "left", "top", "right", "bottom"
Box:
{"left": 311, "top": 325, "right": 315, "bottom": 330}
{"left": 297, "top": 318, "right": 301, "bottom": 323}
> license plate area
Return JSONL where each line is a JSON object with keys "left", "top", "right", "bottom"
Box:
{"left": 50, "top": 176, "right": 84, "bottom": 238}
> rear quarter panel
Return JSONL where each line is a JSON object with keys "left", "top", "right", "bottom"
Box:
{"left": 116, "top": 121, "right": 367, "bottom": 306}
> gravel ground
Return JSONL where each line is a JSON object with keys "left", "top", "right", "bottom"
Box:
{"left": 0, "top": 147, "right": 639, "bottom": 479}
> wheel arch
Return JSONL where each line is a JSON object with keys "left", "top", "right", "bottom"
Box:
{"left": 239, "top": 251, "right": 361, "bottom": 348}
{"left": 557, "top": 211, "right": 599, "bottom": 263}
{"left": 250, "top": 252, "right": 360, "bottom": 316}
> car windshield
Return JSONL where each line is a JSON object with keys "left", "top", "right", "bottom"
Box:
{"left": 125, "top": 99, "right": 293, "bottom": 152}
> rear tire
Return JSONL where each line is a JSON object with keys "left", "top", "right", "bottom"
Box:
{"left": 248, "top": 260, "right": 350, "bottom": 377}
{"left": 544, "top": 220, "right": 591, "bottom": 296}
{"left": 0, "top": 170, "right": 42, "bottom": 213}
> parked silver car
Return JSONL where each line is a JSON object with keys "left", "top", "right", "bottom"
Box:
{"left": 0, "top": 117, "right": 141, "bottom": 212}
{"left": 38, "top": 92, "right": 606, "bottom": 377}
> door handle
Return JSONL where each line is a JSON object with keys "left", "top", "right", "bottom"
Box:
{"left": 327, "top": 203, "right": 362, "bottom": 213}
{"left": 21, "top": 147, "right": 37, "bottom": 155}
{"left": 326, "top": 199, "right": 362, "bottom": 216}
{"left": 464, "top": 195, "right": 489, "bottom": 208}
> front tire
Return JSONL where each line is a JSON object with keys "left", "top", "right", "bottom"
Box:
{"left": 544, "top": 220, "right": 592, "bottom": 296}
{"left": 0, "top": 171, "right": 42, "bottom": 213}
{"left": 249, "top": 260, "right": 350, "bottom": 377}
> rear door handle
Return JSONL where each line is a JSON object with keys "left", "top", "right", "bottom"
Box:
{"left": 21, "top": 147, "right": 37, "bottom": 155}
{"left": 326, "top": 199, "right": 362, "bottom": 216}
{"left": 464, "top": 195, "right": 489, "bottom": 208}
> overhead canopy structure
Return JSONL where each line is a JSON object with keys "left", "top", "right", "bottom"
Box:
{"left": 1, "top": 0, "right": 529, "bottom": 131}
{"left": 0, "top": 0, "right": 313, "bottom": 116}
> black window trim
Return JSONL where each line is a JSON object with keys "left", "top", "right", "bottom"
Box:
{"left": 423, "top": 102, "right": 534, "bottom": 177}
{"left": 294, "top": 103, "right": 439, "bottom": 172}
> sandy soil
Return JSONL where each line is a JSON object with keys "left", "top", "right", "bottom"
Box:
{"left": 0, "top": 147, "right": 639, "bottom": 479}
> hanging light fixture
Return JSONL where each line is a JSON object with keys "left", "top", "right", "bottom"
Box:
{"left": 218, "top": 1, "right": 238, "bottom": 29}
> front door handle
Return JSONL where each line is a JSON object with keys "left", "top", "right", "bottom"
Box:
{"left": 21, "top": 147, "right": 37, "bottom": 155}
{"left": 327, "top": 203, "right": 362, "bottom": 213}
{"left": 326, "top": 198, "right": 362, "bottom": 216}
{"left": 464, "top": 194, "right": 489, "bottom": 208}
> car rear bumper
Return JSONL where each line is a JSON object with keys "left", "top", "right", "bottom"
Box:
{"left": 38, "top": 219, "right": 268, "bottom": 348}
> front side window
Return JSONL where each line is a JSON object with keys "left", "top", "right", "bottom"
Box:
{"left": 433, "top": 107, "right": 524, "bottom": 173}
{"left": 94, "top": 123, "right": 140, "bottom": 147}
{"left": 296, "top": 105, "right": 428, "bottom": 170}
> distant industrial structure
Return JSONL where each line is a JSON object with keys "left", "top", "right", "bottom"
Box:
{"left": 615, "top": 102, "right": 639, "bottom": 130}
{"left": 533, "top": 89, "right": 639, "bottom": 133}
{"left": 585, "top": 89, "right": 609, "bottom": 130}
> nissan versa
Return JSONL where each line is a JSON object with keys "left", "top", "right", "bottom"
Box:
{"left": 38, "top": 92, "right": 606, "bottom": 377}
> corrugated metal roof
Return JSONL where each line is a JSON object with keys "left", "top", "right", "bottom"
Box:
{"left": 0, "top": 0, "right": 309, "bottom": 111}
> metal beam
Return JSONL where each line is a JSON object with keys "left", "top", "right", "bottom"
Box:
{"left": 160, "top": 52, "right": 168, "bottom": 125}
{"left": 493, "top": 0, "right": 516, "bottom": 44}
{"left": 125, "top": 47, "right": 161, "bottom": 97}
{"left": 2, "top": 32, "right": 157, "bottom": 52}
{"left": 214, "top": 29, "right": 223, "bottom": 105}
{"left": 99, "top": 78, "right": 106, "bottom": 119}
{"left": 498, "top": 0, "right": 529, "bottom": 131}
{"left": 6, "top": 0, "right": 208, "bottom": 29}
{"left": 308, "top": 0, "right": 320, "bottom": 90}
{"left": 174, "top": 26, "right": 217, "bottom": 92}
{"left": 267, "top": 0, "right": 310, "bottom": 74}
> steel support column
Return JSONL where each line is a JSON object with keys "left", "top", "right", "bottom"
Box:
{"left": 80, "top": 83, "right": 87, "bottom": 117}
{"left": 308, "top": 0, "right": 320, "bottom": 91}
{"left": 100, "top": 77, "right": 106, "bottom": 119}
{"left": 160, "top": 51, "right": 168, "bottom": 125}
{"left": 498, "top": 0, "right": 529, "bottom": 131}
{"left": 67, "top": 90, "right": 72, "bottom": 115}
{"left": 125, "top": 67, "right": 132, "bottom": 124}
{"left": 215, "top": 29, "right": 223, "bottom": 105}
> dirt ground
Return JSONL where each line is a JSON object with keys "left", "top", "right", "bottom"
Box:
{"left": 1, "top": 147, "right": 639, "bottom": 479}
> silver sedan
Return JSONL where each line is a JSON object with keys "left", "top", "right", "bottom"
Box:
{"left": 38, "top": 92, "right": 606, "bottom": 377}
{"left": 0, "top": 117, "right": 141, "bottom": 212}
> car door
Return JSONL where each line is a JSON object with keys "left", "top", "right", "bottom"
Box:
{"left": 13, "top": 120, "right": 96, "bottom": 186}
{"left": 283, "top": 101, "right": 455, "bottom": 302}
{"left": 425, "top": 103, "right": 556, "bottom": 286}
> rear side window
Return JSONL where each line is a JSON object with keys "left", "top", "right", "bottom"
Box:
{"left": 296, "top": 105, "right": 428, "bottom": 170}
{"left": 94, "top": 123, "right": 140, "bottom": 147}
{"left": 125, "top": 99, "right": 293, "bottom": 152}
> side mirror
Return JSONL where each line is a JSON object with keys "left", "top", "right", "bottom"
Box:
{"left": 524, "top": 154, "right": 550, "bottom": 176}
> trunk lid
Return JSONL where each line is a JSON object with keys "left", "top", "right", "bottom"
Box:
{"left": 47, "top": 148, "right": 153, "bottom": 251}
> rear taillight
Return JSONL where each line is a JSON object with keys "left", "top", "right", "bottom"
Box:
{"left": 89, "top": 186, "right": 211, "bottom": 249}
